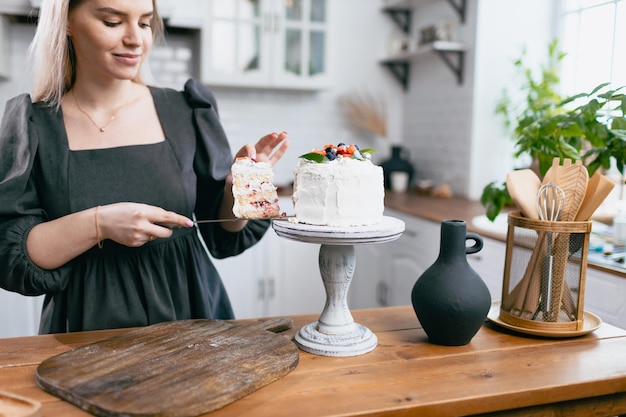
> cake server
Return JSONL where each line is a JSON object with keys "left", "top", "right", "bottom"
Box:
{"left": 194, "top": 216, "right": 294, "bottom": 224}
{"left": 157, "top": 216, "right": 294, "bottom": 228}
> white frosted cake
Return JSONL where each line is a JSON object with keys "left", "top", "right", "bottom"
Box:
{"left": 292, "top": 144, "right": 384, "bottom": 227}
{"left": 232, "top": 157, "right": 281, "bottom": 219}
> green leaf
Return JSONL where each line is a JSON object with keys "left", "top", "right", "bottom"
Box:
{"left": 480, "top": 181, "right": 512, "bottom": 221}
{"left": 299, "top": 152, "right": 326, "bottom": 163}
{"left": 360, "top": 148, "right": 377, "bottom": 154}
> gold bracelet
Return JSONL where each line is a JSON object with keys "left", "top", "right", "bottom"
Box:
{"left": 95, "top": 206, "right": 103, "bottom": 249}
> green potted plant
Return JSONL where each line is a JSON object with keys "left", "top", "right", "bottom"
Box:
{"left": 481, "top": 40, "right": 626, "bottom": 221}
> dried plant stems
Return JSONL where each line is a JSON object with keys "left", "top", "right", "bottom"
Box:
{"left": 338, "top": 91, "right": 387, "bottom": 138}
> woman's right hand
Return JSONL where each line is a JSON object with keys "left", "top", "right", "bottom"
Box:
{"left": 96, "top": 203, "right": 194, "bottom": 247}
{"left": 26, "top": 203, "right": 193, "bottom": 270}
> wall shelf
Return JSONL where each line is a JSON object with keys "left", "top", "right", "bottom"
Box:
{"left": 382, "top": 8, "right": 412, "bottom": 33}
{"left": 382, "top": 0, "right": 466, "bottom": 27}
{"left": 380, "top": 41, "right": 465, "bottom": 90}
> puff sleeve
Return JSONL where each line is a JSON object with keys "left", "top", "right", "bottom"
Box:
{"left": 0, "top": 95, "right": 69, "bottom": 295}
{"left": 181, "top": 79, "right": 270, "bottom": 259}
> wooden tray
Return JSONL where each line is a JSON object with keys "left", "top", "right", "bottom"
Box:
{"left": 36, "top": 318, "right": 298, "bottom": 417}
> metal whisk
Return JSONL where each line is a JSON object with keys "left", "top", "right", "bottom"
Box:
{"left": 536, "top": 183, "right": 565, "bottom": 224}
{"left": 533, "top": 182, "right": 566, "bottom": 320}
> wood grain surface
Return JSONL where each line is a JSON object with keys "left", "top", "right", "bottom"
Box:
{"left": 2, "top": 307, "right": 626, "bottom": 417}
{"left": 35, "top": 318, "right": 298, "bottom": 417}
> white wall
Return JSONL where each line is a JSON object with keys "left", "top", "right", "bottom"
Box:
{"left": 469, "top": 0, "right": 557, "bottom": 199}
{"left": 401, "top": 0, "right": 476, "bottom": 197}
{"left": 399, "top": 0, "right": 557, "bottom": 199}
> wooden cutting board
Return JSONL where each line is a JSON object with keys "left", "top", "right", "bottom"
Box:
{"left": 36, "top": 318, "right": 299, "bottom": 417}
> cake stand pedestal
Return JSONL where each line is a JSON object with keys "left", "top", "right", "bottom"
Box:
{"left": 272, "top": 216, "right": 405, "bottom": 357}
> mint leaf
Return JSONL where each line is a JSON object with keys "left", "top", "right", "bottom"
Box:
{"left": 299, "top": 152, "right": 326, "bottom": 163}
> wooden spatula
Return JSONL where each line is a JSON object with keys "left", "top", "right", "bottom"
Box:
{"left": 542, "top": 157, "right": 561, "bottom": 184}
{"left": 556, "top": 159, "right": 588, "bottom": 221}
{"left": 575, "top": 172, "right": 615, "bottom": 221}
{"left": 506, "top": 169, "right": 541, "bottom": 219}
{"left": 548, "top": 159, "right": 588, "bottom": 321}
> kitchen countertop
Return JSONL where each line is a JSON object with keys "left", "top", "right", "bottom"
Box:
{"left": 2, "top": 306, "right": 626, "bottom": 417}
{"left": 384, "top": 191, "right": 626, "bottom": 278}
{"left": 384, "top": 191, "right": 501, "bottom": 236}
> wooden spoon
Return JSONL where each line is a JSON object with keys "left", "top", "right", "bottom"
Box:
{"left": 548, "top": 159, "right": 588, "bottom": 321}
{"left": 575, "top": 172, "right": 615, "bottom": 221}
{"left": 506, "top": 169, "right": 541, "bottom": 219}
{"left": 505, "top": 158, "right": 558, "bottom": 317}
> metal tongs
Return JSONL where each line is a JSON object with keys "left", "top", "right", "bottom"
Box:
{"left": 533, "top": 182, "right": 566, "bottom": 320}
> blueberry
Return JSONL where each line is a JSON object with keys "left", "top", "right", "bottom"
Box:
{"left": 325, "top": 147, "right": 337, "bottom": 161}
{"left": 337, "top": 142, "right": 346, "bottom": 147}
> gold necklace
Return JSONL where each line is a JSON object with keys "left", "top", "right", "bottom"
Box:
{"left": 72, "top": 84, "right": 134, "bottom": 133}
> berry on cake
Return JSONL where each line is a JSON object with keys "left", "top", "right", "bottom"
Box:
{"left": 292, "top": 143, "right": 385, "bottom": 227}
{"left": 232, "top": 157, "right": 281, "bottom": 219}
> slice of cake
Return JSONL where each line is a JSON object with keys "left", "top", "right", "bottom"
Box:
{"left": 292, "top": 143, "right": 385, "bottom": 227}
{"left": 232, "top": 157, "right": 281, "bottom": 219}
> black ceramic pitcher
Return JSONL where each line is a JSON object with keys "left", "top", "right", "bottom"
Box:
{"left": 380, "top": 145, "right": 414, "bottom": 190}
{"left": 411, "top": 219, "right": 491, "bottom": 346}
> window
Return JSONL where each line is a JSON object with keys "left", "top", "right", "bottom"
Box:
{"left": 558, "top": 0, "right": 626, "bottom": 199}
{"left": 558, "top": 0, "right": 626, "bottom": 95}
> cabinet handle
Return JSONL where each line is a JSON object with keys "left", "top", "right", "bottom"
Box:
{"left": 267, "top": 278, "right": 275, "bottom": 299}
{"left": 376, "top": 281, "right": 389, "bottom": 307}
{"left": 273, "top": 13, "right": 280, "bottom": 32}
{"left": 264, "top": 14, "right": 272, "bottom": 33}
{"left": 257, "top": 280, "right": 265, "bottom": 300}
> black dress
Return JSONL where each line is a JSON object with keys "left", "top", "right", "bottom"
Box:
{"left": 0, "top": 79, "right": 270, "bottom": 334}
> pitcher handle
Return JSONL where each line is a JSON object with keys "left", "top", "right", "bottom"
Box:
{"left": 465, "top": 233, "right": 483, "bottom": 255}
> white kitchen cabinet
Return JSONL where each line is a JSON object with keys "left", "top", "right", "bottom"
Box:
{"left": 583, "top": 267, "right": 626, "bottom": 329}
{"left": 351, "top": 208, "right": 440, "bottom": 309}
{"left": 201, "top": 0, "right": 330, "bottom": 89}
{"left": 212, "top": 231, "right": 269, "bottom": 319}
{"left": 215, "top": 197, "right": 325, "bottom": 319}
{"left": 266, "top": 237, "right": 326, "bottom": 317}
{"left": 0, "top": 290, "right": 43, "bottom": 338}
{"left": 351, "top": 208, "right": 507, "bottom": 310}
{"left": 216, "top": 229, "right": 325, "bottom": 319}
{"left": 158, "top": 0, "right": 205, "bottom": 28}
{"left": 0, "top": 0, "right": 38, "bottom": 15}
{"left": 466, "top": 235, "right": 506, "bottom": 300}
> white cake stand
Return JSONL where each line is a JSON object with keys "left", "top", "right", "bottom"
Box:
{"left": 272, "top": 216, "right": 405, "bottom": 357}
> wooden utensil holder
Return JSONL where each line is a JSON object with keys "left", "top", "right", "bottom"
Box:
{"left": 500, "top": 212, "right": 592, "bottom": 333}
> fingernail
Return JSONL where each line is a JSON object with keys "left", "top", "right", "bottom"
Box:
{"left": 185, "top": 220, "right": 194, "bottom": 227}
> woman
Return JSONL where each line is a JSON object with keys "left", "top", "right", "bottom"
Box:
{"left": 0, "top": 0, "right": 289, "bottom": 333}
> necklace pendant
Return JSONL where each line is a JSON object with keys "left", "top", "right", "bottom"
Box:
{"left": 99, "top": 127, "right": 105, "bottom": 132}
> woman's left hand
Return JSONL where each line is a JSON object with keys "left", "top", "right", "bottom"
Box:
{"left": 218, "top": 131, "right": 289, "bottom": 231}
{"left": 234, "top": 131, "right": 289, "bottom": 167}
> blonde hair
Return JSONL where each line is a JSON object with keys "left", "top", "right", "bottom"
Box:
{"left": 29, "top": 0, "right": 164, "bottom": 108}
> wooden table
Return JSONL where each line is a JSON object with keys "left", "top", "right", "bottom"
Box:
{"left": 2, "top": 306, "right": 626, "bottom": 417}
